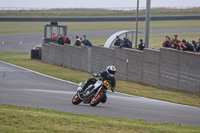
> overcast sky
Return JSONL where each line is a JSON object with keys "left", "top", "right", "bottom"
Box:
{"left": 0, "top": 0, "right": 199, "bottom": 8}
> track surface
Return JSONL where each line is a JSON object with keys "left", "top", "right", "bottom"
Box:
{"left": 0, "top": 28, "right": 200, "bottom": 52}
{"left": 0, "top": 61, "right": 200, "bottom": 126}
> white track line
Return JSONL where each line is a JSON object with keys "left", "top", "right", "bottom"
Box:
{"left": 18, "top": 89, "right": 75, "bottom": 94}
{"left": 0, "top": 60, "right": 77, "bottom": 85}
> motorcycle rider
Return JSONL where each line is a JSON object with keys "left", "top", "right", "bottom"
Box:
{"left": 81, "top": 65, "right": 116, "bottom": 92}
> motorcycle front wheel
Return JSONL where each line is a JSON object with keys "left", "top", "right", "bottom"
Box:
{"left": 90, "top": 92, "right": 106, "bottom": 106}
{"left": 72, "top": 94, "right": 82, "bottom": 105}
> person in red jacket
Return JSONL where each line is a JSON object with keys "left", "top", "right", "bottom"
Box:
{"left": 162, "top": 36, "right": 171, "bottom": 47}
{"left": 52, "top": 33, "right": 57, "bottom": 38}
{"left": 62, "top": 35, "right": 66, "bottom": 43}
{"left": 171, "top": 34, "right": 180, "bottom": 48}
{"left": 177, "top": 39, "right": 186, "bottom": 50}
{"left": 162, "top": 36, "right": 167, "bottom": 47}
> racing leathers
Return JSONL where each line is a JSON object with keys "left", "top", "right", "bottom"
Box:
{"left": 82, "top": 71, "right": 116, "bottom": 92}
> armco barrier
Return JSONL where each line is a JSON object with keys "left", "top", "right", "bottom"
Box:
{"left": 42, "top": 43, "right": 200, "bottom": 94}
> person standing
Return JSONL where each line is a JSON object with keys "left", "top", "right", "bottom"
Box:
{"left": 65, "top": 35, "right": 71, "bottom": 44}
{"left": 74, "top": 36, "right": 81, "bottom": 46}
{"left": 183, "top": 41, "right": 194, "bottom": 51}
{"left": 171, "top": 34, "right": 179, "bottom": 47}
{"left": 196, "top": 39, "right": 200, "bottom": 52}
{"left": 138, "top": 39, "right": 145, "bottom": 50}
{"left": 62, "top": 35, "right": 66, "bottom": 43}
{"left": 58, "top": 35, "right": 64, "bottom": 45}
{"left": 120, "top": 37, "right": 132, "bottom": 48}
{"left": 52, "top": 33, "right": 57, "bottom": 38}
{"left": 162, "top": 36, "right": 171, "bottom": 48}
{"left": 114, "top": 36, "right": 122, "bottom": 46}
{"left": 192, "top": 40, "right": 200, "bottom": 52}
{"left": 82, "top": 35, "right": 92, "bottom": 47}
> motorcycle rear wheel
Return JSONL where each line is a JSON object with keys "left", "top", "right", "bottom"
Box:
{"left": 90, "top": 92, "right": 106, "bottom": 106}
{"left": 72, "top": 94, "right": 82, "bottom": 105}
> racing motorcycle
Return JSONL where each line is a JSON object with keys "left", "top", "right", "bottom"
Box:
{"left": 72, "top": 76, "right": 111, "bottom": 106}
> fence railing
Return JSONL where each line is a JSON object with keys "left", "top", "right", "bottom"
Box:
{"left": 0, "top": 6, "right": 200, "bottom": 11}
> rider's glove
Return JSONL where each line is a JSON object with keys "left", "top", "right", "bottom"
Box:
{"left": 93, "top": 73, "right": 98, "bottom": 77}
{"left": 111, "top": 87, "right": 116, "bottom": 92}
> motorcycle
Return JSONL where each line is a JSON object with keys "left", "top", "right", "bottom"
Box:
{"left": 72, "top": 77, "right": 111, "bottom": 106}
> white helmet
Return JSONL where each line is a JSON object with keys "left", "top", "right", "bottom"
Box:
{"left": 106, "top": 65, "right": 116, "bottom": 77}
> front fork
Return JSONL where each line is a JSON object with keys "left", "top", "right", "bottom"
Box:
{"left": 94, "top": 86, "right": 102, "bottom": 98}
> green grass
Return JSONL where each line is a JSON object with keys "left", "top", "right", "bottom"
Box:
{"left": 0, "top": 20, "right": 200, "bottom": 34}
{"left": 0, "top": 7, "right": 200, "bottom": 17}
{"left": 1, "top": 104, "right": 200, "bottom": 133}
{"left": 0, "top": 50, "right": 200, "bottom": 108}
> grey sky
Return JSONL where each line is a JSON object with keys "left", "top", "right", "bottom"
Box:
{"left": 0, "top": 0, "right": 199, "bottom": 8}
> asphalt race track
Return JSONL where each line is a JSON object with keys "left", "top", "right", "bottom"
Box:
{"left": 0, "top": 61, "right": 200, "bottom": 126}
{"left": 0, "top": 28, "right": 200, "bottom": 52}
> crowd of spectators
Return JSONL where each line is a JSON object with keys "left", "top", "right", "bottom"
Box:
{"left": 114, "top": 36, "right": 132, "bottom": 48}
{"left": 114, "top": 36, "right": 146, "bottom": 50}
{"left": 74, "top": 35, "right": 92, "bottom": 47}
{"left": 54, "top": 33, "right": 199, "bottom": 53}
{"left": 162, "top": 34, "right": 200, "bottom": 52}
{"left": 57, "top": 35, "right": 71, "bottom": 45}
{"left": 53, "top": 34, "right": 92, "bottom": 47}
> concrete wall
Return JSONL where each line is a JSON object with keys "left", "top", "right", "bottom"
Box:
{"left": 42, "top": 43, "right": 200, "bottom": 94}
{"left": 143, "top": 49, "right": 160, "bottom": 86}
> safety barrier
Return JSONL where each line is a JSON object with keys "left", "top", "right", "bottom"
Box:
{"left": 42, "top": 43, "right": 200, "bottom": 94}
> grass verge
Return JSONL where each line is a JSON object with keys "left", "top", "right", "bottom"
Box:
{"left": 0, "top": 7, "right": 200, "bottom": 17}
{"left": 0, "top": 104, "right": 200, "bottom": 133}
{"left": 0, "top": 50, "right": 199, "bottom": 108}
{"left": 0, "top": 20, "right": 200, "bottom": 34}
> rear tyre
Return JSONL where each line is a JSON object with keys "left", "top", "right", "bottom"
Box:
{"left": 72, "top": 94, "right": 82, "bottom": 105}
{"left": 90, "top": 92, "right": 106, "bottom": 106}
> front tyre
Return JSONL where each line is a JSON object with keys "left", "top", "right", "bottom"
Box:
{"left": 72, "top": 94, "right": 82, "bottom": 105}
{"left": 90, "top": 92, "right": 106, "bottom": 106}
{"left": 101, "top": 94, "right": 107, "bottom": 103}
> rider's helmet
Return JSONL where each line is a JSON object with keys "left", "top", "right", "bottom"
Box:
{"left": 106, "top": 65, "right": 116, "bottom": 77}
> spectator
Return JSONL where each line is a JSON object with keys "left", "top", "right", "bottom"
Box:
{"left": 127, "top": 37, "right": 133, "bottom": 48}
{"left": 62, "top": 35, "right": 66, "bottom": 43}
{"left": 65, "top": 35, "right": 71, "bottom": 44}
{"left": 197, "top": 39, "right": 200, "bottom": 52}
{"left": 174, "top": 40, "right": 180, "bottom": 49}
{"left": 177, "top": 39, "right": 186, "bottom": 50}
{"left": 183, "top": 41, "right": 194, "bottom": 51}
{"left": 162, "top": 36, "right": 171, "bottom": 47}
{"left": 171, "top": 34, "right": 180, "bottom": 48}
{"left": 120, "top": 37, "right": 132, "bottom": 48}
{"left": 74, "top": 36, "right": 81, "bottom": 46}
{"left": 123, "top": 37, "right": 132, "bottom": 48}
{"left": 192, "top": 40, "right": 200, "bottom": 52}
{"left": 114, "top": 36, "right": 122, "bottom": 46}
{"left": 82, "top": 35, "right": 92, "bottom": 47}
{"left": 52, "top": 33, "right": 57, "bottom": 38}
{"left": 58, "top": 35, "right": 64, "bottom": 45}
{"left": 138, "top": 39, "right": 145, "bottom": 50}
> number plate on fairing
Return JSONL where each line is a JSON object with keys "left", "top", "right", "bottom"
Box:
{"left": 103, "top": 80, "right": 111, "bottom": 89}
